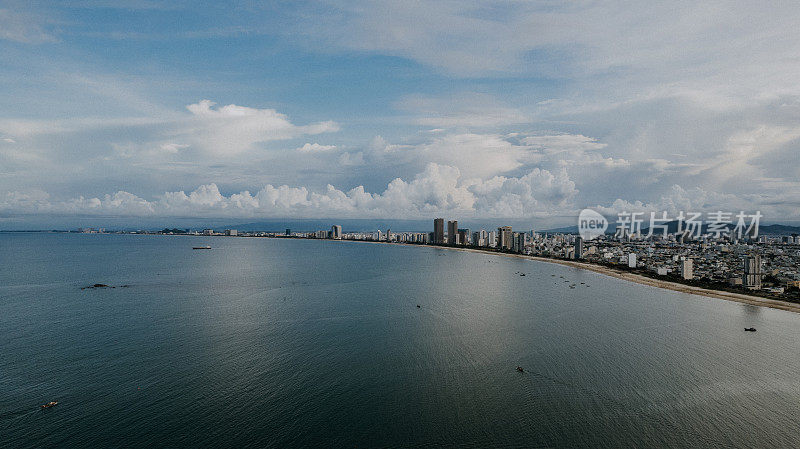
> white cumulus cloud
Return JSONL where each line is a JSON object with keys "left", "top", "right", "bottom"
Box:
{"left": 0, "top": 163, "right": 580, "bottom": 220}
{"left": 297, "top": 143, "right": 337, "bottom": 153}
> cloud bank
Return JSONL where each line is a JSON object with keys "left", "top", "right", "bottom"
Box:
{"left": 1, "top": 163, "right": 578, "bottom": 220}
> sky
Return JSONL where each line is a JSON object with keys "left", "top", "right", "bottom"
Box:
{"left": 2, "top": 0, "right": 800, "bottom": 229}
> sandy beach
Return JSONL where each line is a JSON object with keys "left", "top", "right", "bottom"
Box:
{"left": 410, "top": 243, "right": 800, "bottom": 314}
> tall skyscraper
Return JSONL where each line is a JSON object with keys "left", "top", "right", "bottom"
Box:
{"left": 478, "top": 229, "right": 488, "bottom": 247}
{"left": 498, "top": 226, "right": 513, "bottom": 250}
{"left": 458, "top": 228, "right": 470, "bottom": 246}
{"left": 513, "top": 232, "right": 526, "bottom": 253}
{"left": 743, "top": 255, "right": 762, "bottom": 289}
{"left": 433, "top": 218, "right": 444, "bottom": 244}
{"left": 331, "top": 225, "right": 342, "bottom": 240}
{"left": 574, "top": 236, "right": 583, "bottom": 259}
{"left": 448, "top": 220, "right": 458, "bottom": 245}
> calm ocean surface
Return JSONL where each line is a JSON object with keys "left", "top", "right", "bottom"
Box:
{"left": 2, "top": 233, "right": 800, "bottom": 448}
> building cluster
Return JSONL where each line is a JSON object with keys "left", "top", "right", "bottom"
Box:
{"left": 534, "top": 234, "right": 800, "bottom": 297}
{"left": 430, "top": 218, "right": 532, "bottom": 252}
{"left": 77, "top": 227, "right": 106, "bottom": 233}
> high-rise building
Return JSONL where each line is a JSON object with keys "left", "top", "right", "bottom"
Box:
{"left": 498, "top": 226, "right": 513, "bottom": 250}
{"left": 743, "top": 255, "right": 762, "bottom": 289}
{"left": 433, "top": 218, "right": 445, "bottom": 244}
{"left": 574, "top": 236, "right": 583, "bottom": 259}
{"left": 448, "top": 220, "right": 458, "bottom": 245}
{"left": 628, "top": 253, "right": 637, "bottom": 268}
{"left": 680, "top": 258, "right": 693, "bottom": 280}
{"left": 512, "top": 232, "right": 526, "bottom": 253}
{"left": 458, "top": 228, "right": 470, "bottom": 246}
{"left": 488, "top": 230, "right": 497, "bottom": 248}
{"left": 386, "top": 229, "right": 393, "bottom": 242}
{"left": 331, "top": 225, "right": 342, "bottom": 240}
{"left": 285, "top": 228, "right": 291, "bottom": 236}
{"left": 478, "top": 229, "right": 488, "bottom": 247}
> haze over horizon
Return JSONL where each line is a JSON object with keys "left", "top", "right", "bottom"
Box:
{"left": 3, "top": 1, "right": 800, "bottom": 229}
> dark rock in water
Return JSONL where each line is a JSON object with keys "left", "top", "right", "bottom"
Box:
{"left": 81, "top": 283, "right": 112, "bottom": 290}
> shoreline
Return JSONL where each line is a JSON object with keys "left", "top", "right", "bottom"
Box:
{"left": 359, "top": 240, "right": 800, "bottom": 315}
{"left": 19, "top": 232, "right": 798, "bottom": 314}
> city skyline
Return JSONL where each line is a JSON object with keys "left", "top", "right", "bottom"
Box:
{"left": 113, "top": 214, "right": 798, "bottom": 303}
{"left": 3, "top": 2, "right": 800, "bottom": 228}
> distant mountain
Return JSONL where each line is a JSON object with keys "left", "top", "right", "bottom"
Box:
{"left": 221, "top": 218, "right": 434, "bottom": 233}
{"left": 539, "top": 221, "right": 800, "bottom": 236}
{"left": 222, "top": 218, "right": 548, "bottom": 233}
{"left": 760, "top": 224, "right": 800, "bottom": 235}
{"left": 641, "top": 221, "right": 800, "bottom": 236}
{"left": 539, "top": 225, "right": 579, "bottom": 234}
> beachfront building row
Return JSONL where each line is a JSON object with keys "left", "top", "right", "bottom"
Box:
{"left": 429, "top": 219, "right": 534, "bottom": 254}
{"left": 309, "top": 219, "right": 536, "bottom": 254}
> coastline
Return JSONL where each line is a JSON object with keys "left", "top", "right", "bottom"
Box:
{"left": 28, "top": 232, "right": 798, "bottom": 315}
{"left": 358, "top": 240, "right": 800, "bottom": 315}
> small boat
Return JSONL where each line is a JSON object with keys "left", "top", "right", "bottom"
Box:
{"left": 520, "top": 273, "right": 526, "bottom": 276}
{"left": 516, "top": 366, "right": 524, "bottom": 373}
{"left": 192, "top": 246, "right": 211, "bottom": 250}
{"left": 744, "top": 327, "right": 757, "bottom": 332}
{"left": 40, "top": 401, "right": 58, "bottom": 409}
{"left": 416, "top": 304, "right": 421, "bottom": 308}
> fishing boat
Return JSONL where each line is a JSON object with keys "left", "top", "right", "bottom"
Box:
{"left": 40, "top": 401, "right": 58, "bottom": 409}
{"left": 744, "top": 327, "right": 757, "bottom": 332}
{"left": 192, "top": 246, "right": 212, "bottom": 250}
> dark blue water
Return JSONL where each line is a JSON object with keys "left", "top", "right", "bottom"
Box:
{"left": 2, "top": 233, "right": 799, "bottom": 448}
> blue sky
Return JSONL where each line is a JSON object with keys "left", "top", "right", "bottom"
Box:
{"left": 2, "top": 1, "right": 800, "bottom": 228}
